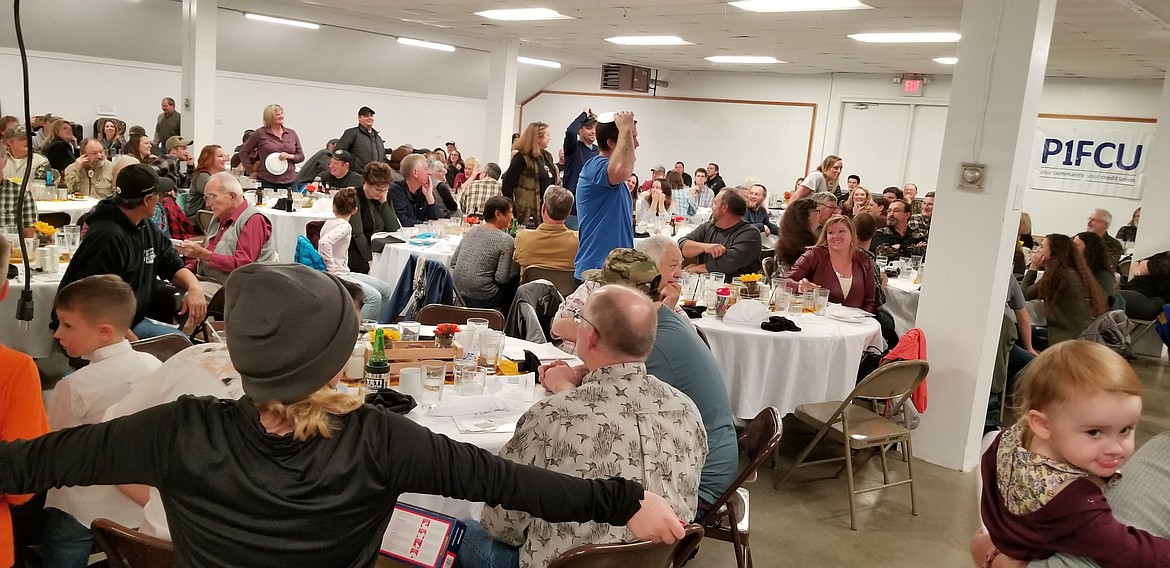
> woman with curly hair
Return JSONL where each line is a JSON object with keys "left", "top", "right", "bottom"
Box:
{"left": 1023, "top": 233, "right": 1107, "bottom": 346}
{"left": 770, "top": 197, "right": 819, "bottom": 278}
{"left": 1075, "top": 231, "right": 1121, "bottom": 309}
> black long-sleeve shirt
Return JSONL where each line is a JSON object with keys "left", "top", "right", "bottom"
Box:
{"left": 0, "top": 396, "right": 645, "bottom": 568}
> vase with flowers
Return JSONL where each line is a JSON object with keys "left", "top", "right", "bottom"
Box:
{"left": 435, "top": 323, "right": 460, "bottom": 348}
{"left": 740, "top": 273, "right": 763, "bottom": 298}
{"left": 33, "top": 221, "right": 56, "bottom": 246}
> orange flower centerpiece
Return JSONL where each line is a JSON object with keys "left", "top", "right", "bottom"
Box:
{"left": 33, "top": 221, "right": 57, "bottom": 246}
{"left": 435, "top": 323, "right": 460, "bottom": 348}
{"left": 740, "top": 273, "right": 763, "bottom": 298}
{"left": 464, "top": 215, "right": 480, "bottom": 226}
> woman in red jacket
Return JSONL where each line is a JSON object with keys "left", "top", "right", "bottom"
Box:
{"left": 785, "top": 215, "right": 876, "bottom": 313}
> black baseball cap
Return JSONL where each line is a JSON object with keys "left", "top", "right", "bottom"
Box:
{"left": 114, "top": 164, "right": 167, "bottom": 200}
{"left": 358, "top": 106, "right": 375, "bottom": 116}
{"left": 331, "top": 149, "right": 354, "bottom": 164}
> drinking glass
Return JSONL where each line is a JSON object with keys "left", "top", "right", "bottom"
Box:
{"left": 701, "top": 274, "right": 718, "bottom": 308}
{"left": 775, "top": 289, "right": 792, "bottom": 315}
{"left": 419, "top": 360, "right": 446, "bottom": 409}
{"left": 787, "top": 290, "right": 804, "bottom": 316}
{"left": 876, "top": 256, "right": 888, "bottom": 271}
{"left": 464, "top": 317, "right": 489, "bottom": 358}
{"left": 454, "top": 359, "right": 483, "bottom": 396}
{"left": 400, "top": 321, "right": 422, "bottom": 341}
{"left": 478, "top": 330, "right": 506, "bottom": 370}
{"left": 909, "top": 255, "right": 923, "bottom": 271}
{"left": 813, "top": 288, "right": 830, "bottom": 316}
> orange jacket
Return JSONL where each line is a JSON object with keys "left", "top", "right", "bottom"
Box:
{"left": 1, "top": 345, "right": 51, "bottom": 567}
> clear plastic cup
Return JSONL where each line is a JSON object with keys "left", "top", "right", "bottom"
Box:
{"left": 454, "top": 359, "right": 483, "bottom": 396}
{"left": 814, "top": 288, "right": 830, "bottom": 316}
{"left": 478, "top": 330, "right": 505, "bottom": 370}
{"left": 419, "top": 360, "right": 446, "bottom": 409}
{"left": 400, "top": 321, "right": 422, "bottom": 341}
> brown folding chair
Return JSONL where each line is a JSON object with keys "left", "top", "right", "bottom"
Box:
{"left": 188, "top": 285, "right": 227, "bottom": 343}
{"left": 37, "top": 212, "right": 71, "bottom": 229}
{"left": 195, "top": 210, "right": 214, "bottom": 234}
{"left": 521, "top": 265, "right": 577, "bottom": 298}
{"left": 90, "top": 518, "right": 176, "bottom": 568}
{"left": 775, "top": 360, "right": 929, "bottom": 530}
{"left": 416, "top": 304, "right": 504, "bottom": 330}
{"left": 547, "top": 524, "right": 703, "bottom": 568}
{"left": 696, "top": 407, "right": 781, "bottom": 568}
{"left": 130, "top": 334, "right": 192, "bottom": 362}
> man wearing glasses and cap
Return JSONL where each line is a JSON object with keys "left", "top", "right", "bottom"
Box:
{"left": 335, "top": 106, "right": 385, "bottom": 171}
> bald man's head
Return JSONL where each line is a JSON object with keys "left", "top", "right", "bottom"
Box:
{"left": 583, "top": 285, "right": 658, "bottom": 361}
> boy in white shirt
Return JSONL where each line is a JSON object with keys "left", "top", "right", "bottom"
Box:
{"left": 43, "top": 274, "right": 162, "bottom": 568}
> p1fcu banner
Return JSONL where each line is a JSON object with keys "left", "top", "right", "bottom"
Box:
{"left": 1029, "top": 118, "right": 1155, "bottom": 200}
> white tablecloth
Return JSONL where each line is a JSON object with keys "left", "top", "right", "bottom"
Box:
{"left": 0, "top": 261, "right": 67, "bottom": 358}
{"left": 884, "top": 277, "right": 920, "bottom": 336}
{"left": 254, "top": 206, "right": 334, "bottom": 264}
{"left": 396, "top": 337, "right": 578, "bottom": 521}
{"left": 37, "top": 198, "right": 99, "bottom": 224}
{"left": 693, "top": 310, "right": 882, "bottom": 419}
{"left": 369, "top": 235, "right": 460, "bottom": 289}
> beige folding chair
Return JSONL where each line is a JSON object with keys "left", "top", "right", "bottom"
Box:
{"left": 521, "top": 265, "right": 577, "bottom": 298}
{"left": 775, "top": 360, "right": 929, "bottom": 530}
{"left": 696, "top": 407, "right": 782, "bottom": 568}
{"left": 130, "top": 335, "right": 192, "bottom": 362}
{"left": 547, "top": 524, "right": 703, "bottom": 568}
{"left": 195, "top": 210, "right": 214, "bottom": 234}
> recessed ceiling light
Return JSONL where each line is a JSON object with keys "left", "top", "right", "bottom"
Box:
{"left": 849, "top": 32, "right": 961, "bottom": 43}
{"left": 396, "top": 37, "right": 456, "bottom": 52}
{"left": 605, "top": 36, "right": 693, "bottom": 46}
{"left": 933, "top": 57, "right": 958, "bottom": 64}
{"left": 705, "top": 55, "right": 782, "bottom": 64}
{"left": 517, "top": 56, "right": 562, "bottom": 68}
{"left": 729, "top": 0, "right": 870, "bottom": 13}
{"left": 476, "top": 8, "right": 573, "bottom": 21}
{"left": 244, "top": 13, "right": 320, "bottom": 30}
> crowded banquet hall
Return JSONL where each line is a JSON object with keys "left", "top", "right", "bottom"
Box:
{"left": 2, "top": 0, "right": 1170, "bottom": 566}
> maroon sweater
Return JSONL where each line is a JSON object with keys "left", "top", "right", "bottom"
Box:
{"left": 785, "top": 246, "right": 875, "bottom": 313}
{"left": 980, "top": 431, "right": 1170, "bottom": 568}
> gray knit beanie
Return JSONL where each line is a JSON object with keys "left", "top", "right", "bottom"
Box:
{"left": 224, "top": 263, "right": 358, "bottom": 403}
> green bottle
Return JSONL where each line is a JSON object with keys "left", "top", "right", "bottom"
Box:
{"left": 366, "top": 329, "right": 389, "bottom": 392}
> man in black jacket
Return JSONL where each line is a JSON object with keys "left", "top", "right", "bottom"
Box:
{"left": 57, "top": 164, "right": 206, "bottom": 339}
{"left": 335, "top": 106, "right": 385, "bottom": 172}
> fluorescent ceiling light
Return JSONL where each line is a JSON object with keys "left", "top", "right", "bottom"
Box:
{"left": 517, "top": 56, "right": 562, "bottom": 68}
{"left": 933, "top": 57, "right": 958, "bottom": 64}
{"left": 476, "top": 8, "right": 572, "bottom": 21}
{"left": 849, "top": 32, "right": 960, "bottom": 43}
{"left": 729, "top": 0, "right": 870, "bottom": 13}
{"left": 244, "top": 13, "right": 320, "bottom": 30}
{"left": 605, "top": 36, "right": 693, "bottom": 46}
{"left": 397, "top": 37, "right": 456, "bottom": 52}
{"left": 705, "top": 55, "right": 782, "bottom": 64}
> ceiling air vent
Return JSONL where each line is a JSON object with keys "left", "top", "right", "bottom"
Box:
{"left": 601, "top": 63, "right": 652, "bottom": 93}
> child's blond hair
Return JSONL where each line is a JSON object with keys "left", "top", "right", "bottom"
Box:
{"left": 1014, "top": 340, "right": 1142, "bottom": 423}
{"left": 54, "top": 274, "right": 137, "bottom": 332}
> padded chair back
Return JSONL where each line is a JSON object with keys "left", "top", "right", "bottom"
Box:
{"left": 90, "top": 518, "right": 176, "bottom": 568}
{"left": 195, "top": 210, "right": 214, "bottom": 234}
{"left": 38, "top": 212, "right": 71, "bottom": 229}
{"left": 522, "top": 265, "right": 577, "bottom": 298}
{"left": 547, "top": 524, "right": 704, "bottom": 568}
{"left": 130, "top": 335, "right": 192, "bottom": 362}
{"left": 306, "top": 220, "right": 326, "bottom": 249}
{"left": 416, "top": 304, "right": 504, "bottom": 330}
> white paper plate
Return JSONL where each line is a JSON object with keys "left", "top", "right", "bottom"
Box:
{"left": 264, "top": 153, "right": 288, "bottom": 176}
{"left": 827, "top": 311, "right": 870, "bottom": 323}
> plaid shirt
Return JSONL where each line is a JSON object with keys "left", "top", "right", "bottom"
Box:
{"left": 0, "top": 179, "right": 39, "bottom": 229}
{"left": 907, "top": 213, "right": 931, "bottom": 238}
{"left": 458, "top": 177, "right": 502, "bottom": 216}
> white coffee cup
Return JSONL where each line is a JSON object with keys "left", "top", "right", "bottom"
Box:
{"left": 398, "top": 367, "right": 422, "bottom": 398}
{"left": 36, "top": 247, "right": 52, "bottom": 271}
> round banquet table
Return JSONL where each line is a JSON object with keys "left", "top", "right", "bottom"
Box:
{"left": 884, "top": 276, "right": 921, "bottom": 336}
{"left": 254, "top": 205, "right": 334, "bottom": 264}
{"left": 36, "top": 197, "right": 100, "bottom": 224}
{"left": 0, "top": 260, "right": 68, "bottom": 358}
{"left": 368, "top": 234, "right": 460, "bottom": 289}
{"left": 692, "top": 309, "right": 882, "bottom": 419}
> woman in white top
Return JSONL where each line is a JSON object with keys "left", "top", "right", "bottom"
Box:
{"left": 316, "top": 187, "right": 391, "bottom": 320}
{"left": 791, "top": 154, "right": 843, "bottom": 202}
{"left": 635, "top": 178, "right": 673, "bottom": 227}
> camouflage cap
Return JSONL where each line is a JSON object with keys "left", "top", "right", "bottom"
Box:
{"left": 582, "top": 248, "right": 661, "bottom": 294}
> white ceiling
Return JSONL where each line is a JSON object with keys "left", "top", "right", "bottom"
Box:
{"left": 1, "top": 0, "right": 1167, "bottom": 105}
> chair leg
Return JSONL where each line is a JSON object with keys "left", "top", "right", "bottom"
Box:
{"left": 844, "top": 443, "right": 857, "bottom": 530}
{"left": 878, "top": 444, "right": 890, "bottom": 485}
{"left": 776, "top": 427, "right": 830, "bottom": 488}
{"left": 743, "top": 534, "right": 752, "bottom": 568}
{"left": 905, "top": 435, "right": 917, "bottom": 516}
{"left": 731, "top": 525, "right": 745, "bottom": 568}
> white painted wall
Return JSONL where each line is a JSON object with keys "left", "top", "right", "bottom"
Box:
{"left": 540, "top": 69, "right": 1164, "bottom": 237}
{"left": 0, "top": 49, "right": 490, "bottom": 163}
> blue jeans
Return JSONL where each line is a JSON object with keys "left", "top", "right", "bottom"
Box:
{"left": 42, "top": 507, "right": 93, "bottom": 568}
{"left": 132, "top": 317, "right": 185, "bottom": 340}
{"left": 339, "top": 272, "right": 391, "bottom": 320}
{"left": 454, "top": 520, "right": 519, "bottom": 568}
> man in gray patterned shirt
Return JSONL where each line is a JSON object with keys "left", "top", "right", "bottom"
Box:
{"left": 457, "top": 285, "right": 707, "bottom": 568}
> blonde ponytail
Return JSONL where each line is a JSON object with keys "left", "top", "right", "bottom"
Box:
{"left": 254, "top": 386, "right": 362, "bottom": 441}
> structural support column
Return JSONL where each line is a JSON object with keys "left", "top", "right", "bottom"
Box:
{"left": 1133, "top": 66, "right": 1170, "bottom": 259}
{"left": 914, "top": 0, "right": 1056, "bottom": 470}
{"left": 181, "top": 0, "right": 217, "bottom": 146}
{"left": 484, "top": 40, "right": 519, "bottom": 167}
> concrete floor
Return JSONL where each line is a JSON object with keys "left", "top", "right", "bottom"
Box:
{"left": 689, "top": 354, "right": 1170, "bottom": 568}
